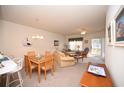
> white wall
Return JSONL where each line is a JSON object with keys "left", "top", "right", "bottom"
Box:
{"left": 105, "top": 5, "right": 124, "bottom": 86}
{"left": 0, "top": 21, "right": 3, "bottom": 50}
{"left": 0, "top": 20, "right": 65, "bottom": 57}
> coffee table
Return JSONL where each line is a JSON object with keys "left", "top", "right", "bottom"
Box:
{"left": 80, "top": 63, "right": 113, "bottom": 87}
{"left": 67, "top": 52, "right": 84, "bottom": 63}
{"left": 73, "top": 55, "right": 83, "bottom": 63}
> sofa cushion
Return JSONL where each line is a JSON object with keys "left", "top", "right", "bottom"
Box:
{"left": 57, "top": 51, "right": 65, "bottom": 57}
{"left": 61, "top": 56, "right": 74, "bottom": 61}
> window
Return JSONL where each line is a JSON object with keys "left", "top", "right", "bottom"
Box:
{"left": 68, "top": 37, "right": 83, "bottom": 51}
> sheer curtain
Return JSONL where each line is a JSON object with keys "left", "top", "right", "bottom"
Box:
{"left": 69, "top": 40, "right": 83, "bottom": 51}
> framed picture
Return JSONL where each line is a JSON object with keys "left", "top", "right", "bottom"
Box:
{"left": 107, "top": 23, "right": 112, "bottom": 43}
{"left": 107, "top": 21, "right": 114, "bottom": 45}
{"left": 84, "top": 40, "right": 88, "bottom": 44}
{"left": 114, "top": 6, "right": 124, "bottom": 45}
{"left": 54, "top": 40, "right": 59, "bottom": 46}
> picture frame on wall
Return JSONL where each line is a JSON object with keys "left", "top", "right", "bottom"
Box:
{"left": 54, "top": 40, "right": 59, "bottom": 46}
{"left": 114, "top": 6, "right": 124, "bottom": 46}
{"left": 84, "top": 40, "right": 88, "bottom": 44}
{"left": 107, "top": 21, "right": 114, "bottom": 45}
{"left": 107, "top": 23, "right": 112, "bottom": 44}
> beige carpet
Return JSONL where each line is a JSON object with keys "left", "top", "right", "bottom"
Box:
{"left": 0, "top": 56, "right": 104, "bottom": 87}
{"left": 22, "top": 63, "right": 87, "bottom": 87}
{"left": 22, "top": 56, "right": 104, "bottom": 87}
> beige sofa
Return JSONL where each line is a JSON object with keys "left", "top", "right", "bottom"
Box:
{"left": 54, "top": 51, "right": 76, "bottom": 67}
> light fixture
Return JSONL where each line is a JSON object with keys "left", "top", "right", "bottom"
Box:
{"left": 81, "top": 31, "right": 86, "bottom": 35}
{"left": 77, "top": 28, "right": 87, "bottom": 35}
{"left": 39, "top": 36, "right": 44, "bottom": 39}
{"left": 32, "top": 35, "right": 35, "bottom": 39}
{"left": 36, "top": 35, "right": 40, "bottom": 39}
{"left": 32, "top": 35, "right": 44, "bottom": 39}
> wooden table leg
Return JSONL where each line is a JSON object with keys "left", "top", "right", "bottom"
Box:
{"left": 53, "top": 65, "right": 55, "bottom": 72}
{"left": 25, "top": 64, "right": 27, "bottom": 74}
{"left": 44, "top": 63, "right": 46, "bottom": 80}
{"left": 82, "top": 57, "right": 83, "bottom": 62}
{"left": 77, "top": 58, "right": 78, "bottom": 63}
{"left": 38, "top": 64, "right": 41, "bottom": 83}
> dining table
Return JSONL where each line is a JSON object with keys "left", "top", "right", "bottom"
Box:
{"left": 25, "top": 54, "right": 55, "bottom": 83}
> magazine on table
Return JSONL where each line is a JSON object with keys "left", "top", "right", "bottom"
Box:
{"left": 88, "top": 65, "right": 106, "bottom": 77}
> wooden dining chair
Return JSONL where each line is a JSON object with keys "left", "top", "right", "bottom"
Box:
{"left": 24, "top": 51, "right": 36, "bottom": 75}
{"left": 45, "top": 52, "right": 55, "bottom": 72}
{"left": 28, "top": 58, "right": 38, "bottom": 79}
{"left": 41, "top": 54, "right": 54, "bottom": 80}
{"left": 27, "top": 51, "right": 38, "bottom": 79}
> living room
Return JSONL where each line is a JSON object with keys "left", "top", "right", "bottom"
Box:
{"left": 0, "top": 5, "right": 124, "bottom": 88}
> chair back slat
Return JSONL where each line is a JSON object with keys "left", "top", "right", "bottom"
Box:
{"left": 84, "top": 47, "right": 89, "bottom": 53}
{"left": 27, "top": 51, "right": 37, "bottom": 71}
{"left": 44, "top": 53, "right": 54, "bottom": 68}
{"left": 27, "top": 51, "right": 36, "bottom": 59}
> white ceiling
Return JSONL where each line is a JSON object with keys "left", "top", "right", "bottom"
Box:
{"left": 0, "top": 5, "right": 108, "bottom": 35}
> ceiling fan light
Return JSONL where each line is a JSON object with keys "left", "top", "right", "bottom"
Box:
{"left": 81, "top": 31, "right": 86, "bottom": 35}
{"left": 39, "top": 36, "right": 44, "bottom": 39}
{"left": 32, "top": 36, "right": 36, "bottom": 39}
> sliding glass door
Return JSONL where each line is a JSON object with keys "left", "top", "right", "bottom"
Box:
{"left": 91, "top": 38, "right": 102, "bottom": 56}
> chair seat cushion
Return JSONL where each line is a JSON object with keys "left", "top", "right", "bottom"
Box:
{"left": 31, "top": 64, "right": 37, "bottom": 69}
{"left": 41, "top": 65, "right": 51, "bottom": 70}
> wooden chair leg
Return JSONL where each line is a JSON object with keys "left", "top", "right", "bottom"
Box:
{"left": 26, "top": 66, "right": 28, "bottom": 75}
{"left": 29, "top": 68, "right": 32, "bottom": 79}
{"left": 38, "top": 65, "right": 41, "bottom": 83}
{"left": 44, "top": 69, "right": 46, "bottom": 80}
{"left": 77, "top": 58, "right": 78, "bottom": 63}
{"left": 51, "top": 68, "right": 54, "bottom": 76}
{"left": 82, "top": 58, "right": 83, "bottom": 62}
{"left": 53, "top": 64, "right": 55, "bottom": 72}
{"left": 44, "top": 63, "right": 47, "bottom": 80}
{"left": 27, "top": 66, "right": 30, "bottom": 76}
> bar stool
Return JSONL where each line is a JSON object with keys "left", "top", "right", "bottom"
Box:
{"left": 6, "top": 58, "right": 23, "bottom": 87}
